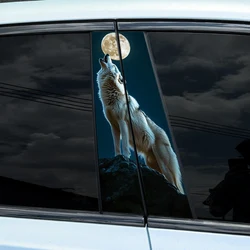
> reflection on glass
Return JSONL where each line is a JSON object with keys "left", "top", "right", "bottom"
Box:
{"left": 147, "top": 31, "right": 250, "bottom": 223}
{"left": 0, "top": 33, "right": 98, "bottom": 211}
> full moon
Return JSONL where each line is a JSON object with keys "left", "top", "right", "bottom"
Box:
{"left": 101, "top": 32, "right": 130, "bottom": 60}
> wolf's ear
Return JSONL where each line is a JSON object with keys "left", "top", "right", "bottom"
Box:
{"left": 99, "top": 58, "right": 107, "bottom": 69}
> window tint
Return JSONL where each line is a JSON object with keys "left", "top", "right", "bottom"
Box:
{"left": 0, "top": 33, "right": 98, "bottom": 211}
{"left": 146, "top": 32, "right": 250, "bottom": 223}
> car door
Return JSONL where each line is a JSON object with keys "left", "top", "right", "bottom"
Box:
{"left": 116, "top": 21, "right": 250, "bottom": 249}
{"left": 0, "top": 21, "right": 150, "bottom": 250}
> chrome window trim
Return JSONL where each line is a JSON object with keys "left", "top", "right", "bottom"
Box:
{"left": 118, "top": 21, "right": 250, "bottom": 34}
{"left": 0, "top": 21, "right": 114, "bottom": 36}
{"left": 148, "top": 217, "right": 250, "bottom": 236}
{"left": 1, "top": 20, "right": 250, "bottom": 37}
{"left": 0, "top": 205, "right": 145, "bottom": 227}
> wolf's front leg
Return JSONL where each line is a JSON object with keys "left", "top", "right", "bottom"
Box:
{"left": 110, "top": 125, "right": 121, "bottom": 156}
{"left": 118, "top": 120, "right": 131, "bottom": 158}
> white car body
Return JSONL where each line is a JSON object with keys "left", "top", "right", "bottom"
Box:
{"left": 0, "top": 0, "right": 250, "bottom": 249}
{"left": 1, "top": 0, "right": 250, "bottom": 24}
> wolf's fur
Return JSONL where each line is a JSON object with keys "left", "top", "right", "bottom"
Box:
{"left": 97, "top": 54, "right": 184, "bottom": 194}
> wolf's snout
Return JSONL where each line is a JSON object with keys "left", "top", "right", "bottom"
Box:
{"left": 104, "top": 54, "right": 110, "bottom": 63}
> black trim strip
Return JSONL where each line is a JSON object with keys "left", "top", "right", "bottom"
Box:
{"left": 0, "top": 206, "right": 144, "bottom": 227}
{"left": 114, "top": 21, "right": 148, "bottom": 222}
{"left": 116, "top": 18, "right": 250, "bottom": 25}
{"left": 118, "top": 21, "right": 250, "bottom": 34}
{"left": 148, "top": 217, "right": 250, "bottom": 236}
{"left": 0, "top": 22, "right": 114, "bottom": 36}
{"left": 1, "top": 20, "right": 250, "bottom": 37}
{"left": 2, "top": 18, "right": 250, "bottom": 28}
{"left": 90, "top": 32, "right": 104, "bottom": 214}
{"left": 0, "top": 19, "right": 116, "bottom": 28}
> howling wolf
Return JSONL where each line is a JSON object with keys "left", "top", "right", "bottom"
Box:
{"left": 97, "top": 54, "right": 184, "bottom": 194}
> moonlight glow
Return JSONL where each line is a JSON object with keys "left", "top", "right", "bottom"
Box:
{"left": 101, "top": 33, "right": 130, "bottom": 60}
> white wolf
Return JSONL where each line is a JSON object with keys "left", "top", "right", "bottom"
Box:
{"left": 97, "top": 54, "right": 184, "bottom": 194}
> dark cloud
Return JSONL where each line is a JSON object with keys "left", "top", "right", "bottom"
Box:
{"left": 0, "top": 33, "right": 97, "bottom": 199}
{"left": 147, "top": 31, "right": 250, "bottom": 221}
{"left": 0, "top": 33, "right": 91, "bottom": 95}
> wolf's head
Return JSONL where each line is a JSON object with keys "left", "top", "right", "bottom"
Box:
{"left": 98, "top": 54, "right": 124, "bottom": 84}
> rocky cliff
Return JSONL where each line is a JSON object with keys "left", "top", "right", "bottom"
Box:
{"left": 99, "top": 155, "right": 192, "bottom": 218}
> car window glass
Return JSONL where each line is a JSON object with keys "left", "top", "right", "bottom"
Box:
{"left": 0, "top": 33, "right": 99, "bottom": 211}
{"left": 146, "top": 31, "right": 250, "bottom": 223}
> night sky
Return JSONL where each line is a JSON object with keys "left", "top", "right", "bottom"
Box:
{"left": 92, "top": 31, "right": 174, "bottom": 161}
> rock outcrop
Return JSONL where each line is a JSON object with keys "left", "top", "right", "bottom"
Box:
{"left": 99, "top": 155, "right": 192, "bottom": 218}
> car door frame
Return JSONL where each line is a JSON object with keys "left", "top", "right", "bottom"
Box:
{"left": 116, "top": 19, "right": 250, "bottom": 237}
{"left": 0, "top": 20, "right": 150, "bottom": 250}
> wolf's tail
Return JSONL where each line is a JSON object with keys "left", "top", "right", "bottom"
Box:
{"left": 152, "top": 142, "right": 185, "bottom": 194}
{"left": 167, "top": 148, "right": 185, "bottom": 194}
{"left": 140, "top": 110, "right": 185, "bottom": 194}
